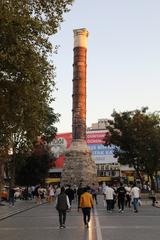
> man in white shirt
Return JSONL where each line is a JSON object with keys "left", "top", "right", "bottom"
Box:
{"left": 104, "top": 184, "right": 115, "bottom": 212}
{"left": 125, "top": 184, "right": 131, "bottom": 208}
{"left": 131, "top": 184, "right": 140, "bottom": 213}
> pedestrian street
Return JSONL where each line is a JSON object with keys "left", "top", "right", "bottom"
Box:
{"left": 0, "top": 195, "right": 160, "bottom": 240}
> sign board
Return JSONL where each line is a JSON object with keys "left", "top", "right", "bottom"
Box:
{"left": 86, "top": 131, "right": 117, "bottom": 164}
{"left": 49, "top": 130, "right": 117, "bottom": 168}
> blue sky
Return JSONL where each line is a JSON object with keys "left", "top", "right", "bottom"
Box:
{"left": 51, "top": 0, "right": 160, "bottom": 133}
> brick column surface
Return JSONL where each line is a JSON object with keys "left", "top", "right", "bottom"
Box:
{"left": 72, "top": 28, "right": 88, "bottom": 140}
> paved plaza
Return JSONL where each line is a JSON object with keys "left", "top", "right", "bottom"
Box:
{"left": 0, "top": 196, "right": 160, "bottom": 240}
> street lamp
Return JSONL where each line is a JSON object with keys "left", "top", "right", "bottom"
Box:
{"left": 8, "top": 147, "right": 14, "bottom": 187}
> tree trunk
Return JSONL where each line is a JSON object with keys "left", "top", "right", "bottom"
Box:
{"left": 0, "top": 159, "right": 4, "bottom": 204}
{"left": 155, "top": 171, "right": 158, "bottom": 192}
{"left": 149, "top": 174, "right": 155, "bottom": 191}
{"left": 135, "top": 167, "right": 144, "bottom": 188}
{"left": 10, "top": 153, "right": 15, "bottom": 188}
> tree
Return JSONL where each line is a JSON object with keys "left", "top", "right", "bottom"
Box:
{"left": 0, "top": 0, "right": 74, "bottom": 190}
{"left": 0, "top": 0, "right": 74, "bottom": 147}
{"left": 15, "top": 140, "right": 50, "bottom": 186}
{"left": 104, "top": 108, "right": 160, "bottom": 190}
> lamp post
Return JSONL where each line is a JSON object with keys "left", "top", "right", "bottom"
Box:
{"left": 8, "top": 147, "right": 15, "bottom": 188}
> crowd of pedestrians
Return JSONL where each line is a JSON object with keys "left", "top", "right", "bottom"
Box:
{"left": 102, "top": 182, "right": 141, "bottom": 213}
{"left": 54, "top": 181, "right": 143, "bottom": 229}
{"left": 5, "top": 181, "right": 158, "bottom": 230}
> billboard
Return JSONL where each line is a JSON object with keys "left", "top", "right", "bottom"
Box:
{"left": 49, "top": 133, "right": 72, "bottom": 168}
{"left": 86, "top": 131, "right": 117, "bottom": 164}
{"left": 49, "top": 130, "right": 117, "bottom": 168}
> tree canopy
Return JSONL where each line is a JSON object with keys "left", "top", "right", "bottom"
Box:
{"left": 0, "top": 0, "right": 74, "bottom": 191}
{"left": 0, "top": 0, "right": 74, "bottom": 154}
{"left": 104, "top": 108, "right": 160, "bottom": 188}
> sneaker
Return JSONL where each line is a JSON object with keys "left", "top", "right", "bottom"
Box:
{"left": 121, "top": 210, "right": 124, "bottom": 213}
{"left": 59, "top": 225, "right": 63, "bottom": 229}
{"left": 62, "top": 224, "right": 66, "bottom": 228}
{"left": 84, "top": 221, "right": 89, "bottom": 228}
{"left": 119, "top": 209, "right": 122, "bottom": 213}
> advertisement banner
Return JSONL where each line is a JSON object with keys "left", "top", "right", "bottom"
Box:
{"left": 86, "top": 130, "right": 117, "bottom": 164}
{"left": 49, "top": 133, "right": 72, "bottom": 168}
{"left": 49, "top": 130, "right": 117, "bottom": 168}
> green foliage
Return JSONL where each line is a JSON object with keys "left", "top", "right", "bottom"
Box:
{"left": 0, "top": 0, "right": 74, "bottom": 191}
{"left": 15, "top": 144, "right": 50, "bottom": 186}
{"left": 104, "top": 108, "right": 160, "bottom": 184}
{"left": 0, "top": 0, "right": 74, "bottom": 155}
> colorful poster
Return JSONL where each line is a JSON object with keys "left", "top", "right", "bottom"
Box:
{"left": 86, "top": 131, "right": 117, "bottom": 164}
{"left": 49, "top": 133, "right": 72, "bottom": 168}
{"left": 49, "top": 130, "right": 117, "bottom": 168}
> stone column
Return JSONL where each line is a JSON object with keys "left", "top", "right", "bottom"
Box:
{"left": 72, "top": 28, "right": 88, "bottom": 140}
{"left": 61, "top": 29, "right": 97, "bottom": 186}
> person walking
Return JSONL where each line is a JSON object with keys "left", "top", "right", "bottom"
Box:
{"left": 150, "top": 189, "right": 156, "bottom": 206}
{"left": 91, "top": 183, "right": 98, "bottom": 205}
{"left": 65, "top": 185, "right": 75, "bottom": 208}
{"left": 117, "top": 182, "right": 126, "bottom": 213}
{"left": 77, "top": 183, "right": 84, "bottom": 211}
{"left": 56, "top": 186, "right": 70, "bottom": 229}
{"left": 80, "top": 187, "right": 94, "bottom": 228}
{"left": 8, "top": 187, "right": 15, "bottom": 207}
{"left": 131, "top": 183, "right": 140, "bottom": 213}
{"left": 48, "top": 185, "right": 55, "bottom": 203}
{"left": 55, "top": 185, "right": 61, "bottom": 200}
{"left": 34, "top": 185, "right": 41, "bottom": 204}
{"left": 104, "top": 184, "right": 115, "bottom": 212}
{"left": 125, "top": 184, "right": 131, "bottom": 208}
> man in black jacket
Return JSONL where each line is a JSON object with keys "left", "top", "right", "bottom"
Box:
{"left": 9, "top": 187, "right": 15, "bottom": 207}
{"left": 117, "top": 182, "right": 126, "bottom": 213}
{"left": 65, "top": 185, "right": 75, "bottom": 207}
{"left": 77, "top": 183, "right": 84, "bottom": 212}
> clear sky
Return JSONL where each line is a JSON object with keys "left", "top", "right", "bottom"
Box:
{"left": 51, "top": 0, "right": 160, "bottom": 133}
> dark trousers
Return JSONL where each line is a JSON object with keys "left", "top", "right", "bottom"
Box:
{"left": 126, "top": 195, "right": 131, "bottom": 207}
{"left": 92, "top": 194, "right": 98, "bottom": 204}
{"left": 58, "top": 210, "right": 66, "bottom": 226}
{"left": 118, "top": 198, "right": 125, "bottom": 211}
{"left": 9, "top": 197, "right": 14, "bottom": 206}
{"left": 106, "top": 200, "right": 113, "bottom": 211}
{"left": 82, "top": 208, "right": 91, "bottom": 225}
{"left": 151, "top": 196, "right": 156, "bottom": 206}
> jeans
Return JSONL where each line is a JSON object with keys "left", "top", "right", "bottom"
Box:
{"left": 9, "top": 197, "right": 14, "bottom": 206}
{"left": 82, "top": 208, "right": 91, "bottom": 225}
{"left": 133, "top": 198, "right": 139, "bottom": 211}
